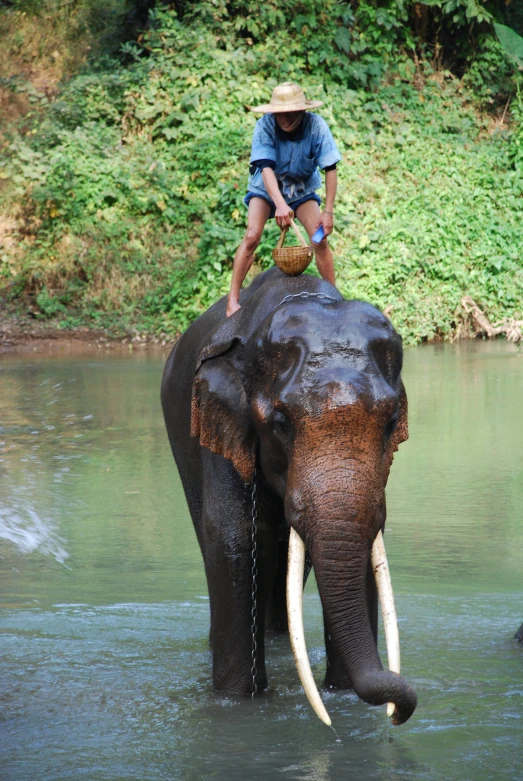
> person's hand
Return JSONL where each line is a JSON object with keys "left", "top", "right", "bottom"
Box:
{"left": 275, "top": 204, "right": 293, "bottom": 229}
{"left": 321, "top": 211, "right": 334, "bottom": 237}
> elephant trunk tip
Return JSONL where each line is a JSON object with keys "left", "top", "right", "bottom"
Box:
{"left": 391, "top": 684, "right": 417, "bottom": 726}
{"left": 355, "top": 670, "right": 417, "bottom": 726}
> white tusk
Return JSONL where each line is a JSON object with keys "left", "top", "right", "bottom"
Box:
{"left": 371, "top": 530, "right": 400, "bottom": 719}
{"left": 287, "top": 528, "right": 332, "bottom": 727}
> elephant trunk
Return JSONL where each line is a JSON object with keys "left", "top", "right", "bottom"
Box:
{"left": 312, "top": 529, "right": 416, "bottom": 725}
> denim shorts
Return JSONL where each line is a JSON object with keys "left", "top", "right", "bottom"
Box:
{"left": 244, "top": 191, "right": 321, "bottom": 218}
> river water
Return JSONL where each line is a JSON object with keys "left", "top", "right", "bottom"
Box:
{"left": 0, "top": 342, "right": 521, "bottom": 780}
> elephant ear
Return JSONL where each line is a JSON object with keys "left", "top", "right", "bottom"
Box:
{"left": 191, "top": 337, "right": 256, "bottom": 484}
{"left": 190, "top": 291, "right": 279, "bottom": 482}
{"left": 384, "top": 381, "right": 408, "bottom": 479}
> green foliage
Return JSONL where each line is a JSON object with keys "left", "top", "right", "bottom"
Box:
{"left": 463, "top": 32, "right": 514, "bottom": 104}
{"left": 332, "top": 82, "right": 523, "bottom": 342}
{"left": 494, "top": 22, "right": 523, "bottom": 66}
{"left": 36, "top": 285, "right": 69, "bottom": 317}
{"left": 4, "top": 0, "right": 131, "bottom": 50}
{"left": 411, "top": 0, "right": 517, "bottom": 95}
{"left": 0, "top": 2, "right": 522, "bottom": 343}
{"left": 494, "top": 22, "right": 523, "bottom": 171}
{"left": 419, "top": 0, "right": 495, "bottom": 25}
{"left": 507, "top": 80, "right": 523, "bottom": 172}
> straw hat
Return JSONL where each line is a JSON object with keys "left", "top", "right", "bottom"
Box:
{"left": 250, "top": 82, "right": 323, "bottom": 113}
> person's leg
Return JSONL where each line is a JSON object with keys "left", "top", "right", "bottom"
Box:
{"left": 294, "top": 199, "right": 336, "bottom": 286}
{"left": 226, "top": 197, "right": 272, "bottom": 317}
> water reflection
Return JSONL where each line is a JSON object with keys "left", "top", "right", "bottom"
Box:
{"left": 386, "top": 341, "right": 523, "bottom": 593}
{"left": 0, "top": 342, "right": 522, "bottom": 780}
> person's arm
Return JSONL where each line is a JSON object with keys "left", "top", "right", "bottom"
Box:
{"left": 314, "top": 116, "right": 341, "bottom": 237}
{"left": 261, "top": 168, "right": 293, "bottom": 227}
{"left": 322, "top": 167, "right": 337, "bottom": 237}
{"left": 250, "top": 117, "right": 289, "bottom": 226}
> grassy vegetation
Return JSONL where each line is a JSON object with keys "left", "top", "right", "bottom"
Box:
{"left": 0, "top": 0, "right": 522, "bottom": 343}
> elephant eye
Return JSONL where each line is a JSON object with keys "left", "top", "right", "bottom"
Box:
{"left": 384, "top": 413, "right": 398, "bottom": 440}
{"left": 272, "top": 410, "right": 293, "bottom": 437}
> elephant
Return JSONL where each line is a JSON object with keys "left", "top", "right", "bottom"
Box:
{"left": 161, "top": 268, "right": 417, "bottom": 726}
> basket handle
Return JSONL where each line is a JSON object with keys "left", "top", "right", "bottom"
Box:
{"left": 289, "top": 219, "right": 309, "bottom": 248}
{"left": 276, "top": 225, "right": 289, "bottom": 249}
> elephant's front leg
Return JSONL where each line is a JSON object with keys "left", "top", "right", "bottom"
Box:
{"left": 201, "top": 450, "right": 277, "bottom": 694}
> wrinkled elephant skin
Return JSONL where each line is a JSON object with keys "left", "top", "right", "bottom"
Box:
{"left": 161, "top": 268, "right": 417, "bottom": 725}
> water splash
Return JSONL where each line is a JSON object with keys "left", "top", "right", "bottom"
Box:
{"left": 0, "top": 505, "right": 69, "bottom": 564}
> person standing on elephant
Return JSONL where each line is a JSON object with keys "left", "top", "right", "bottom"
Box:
{"left": 226, "top": 82, "right": 341, "bottom": 317}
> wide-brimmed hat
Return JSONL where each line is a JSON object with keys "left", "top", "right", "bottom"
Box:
{"left": 250, "top": 82, "right": 323, "bottom": 113}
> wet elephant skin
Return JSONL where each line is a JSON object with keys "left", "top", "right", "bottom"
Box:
{"left": 161, "top": 268, "right": 417, "bottom": 725}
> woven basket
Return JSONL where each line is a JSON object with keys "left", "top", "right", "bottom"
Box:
{"left": 272, "top": 219, "right": 313, "bottom": 277}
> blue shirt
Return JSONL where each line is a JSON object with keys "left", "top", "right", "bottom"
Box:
{"left": 248, "top": 112, "right": 341, "bottom": 202}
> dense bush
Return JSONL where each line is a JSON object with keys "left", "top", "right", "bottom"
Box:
{"left": 0, "top": 1, "right": 522, "bottom": 342}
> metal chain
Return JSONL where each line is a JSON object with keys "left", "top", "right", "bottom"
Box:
{"left": 250, "top": 467, "right": 258, "bottom": 698}
{"left": 275, "top": 291, "right": 338, "bottom": 309}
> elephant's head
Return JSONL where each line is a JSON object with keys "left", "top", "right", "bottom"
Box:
{"left": 190, "top": 291, "right": 416, "bottom": 725}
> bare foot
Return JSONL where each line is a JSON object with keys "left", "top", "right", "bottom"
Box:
{"left": 226, "top": 298, "right": 241, "bottom": 317}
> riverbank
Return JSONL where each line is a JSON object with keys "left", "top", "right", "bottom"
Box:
{"left": 2, "top": 290, "right": 521, "bottom": 357}
{"left": 0, "top": 311, "right": 172, "bottom": 356}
